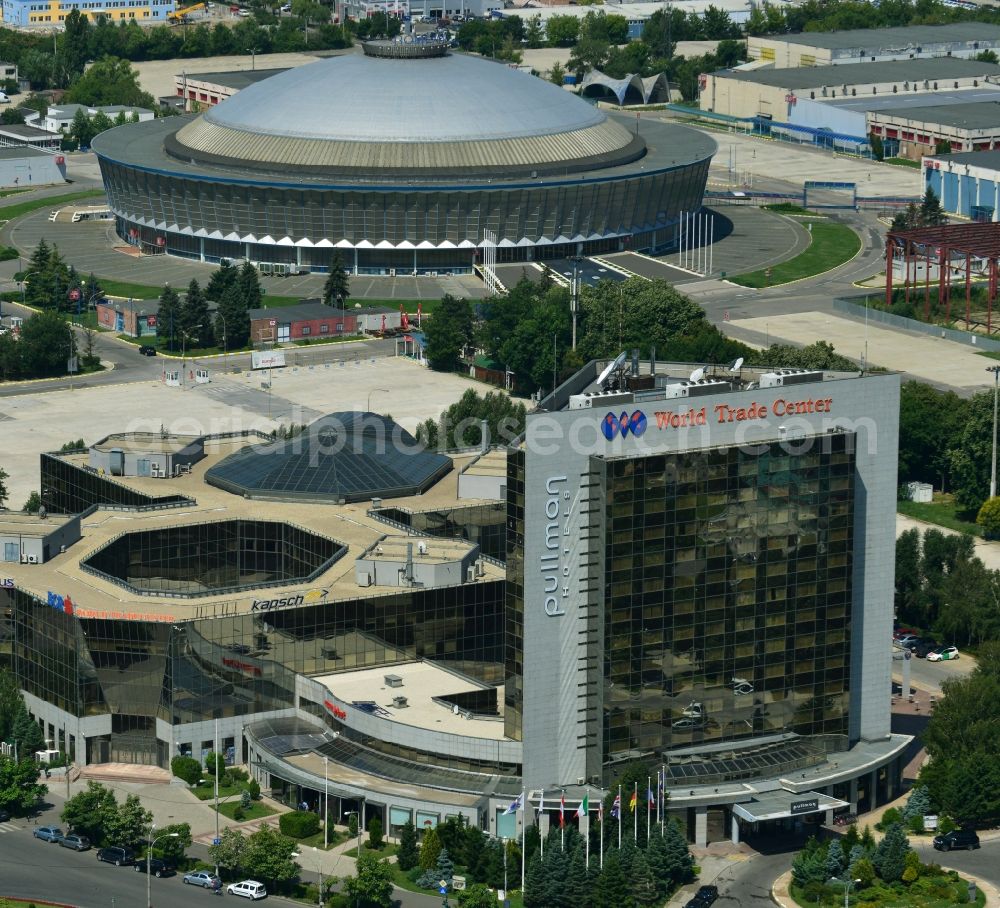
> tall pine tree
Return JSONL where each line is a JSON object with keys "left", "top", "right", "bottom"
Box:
{"left": 157, "top": 285, "right": 182, "bottom": 351}
{"left": 323, "top": 253, "right": 351, "bottom": 306}
{"left": 180, "top": 279, "right": 212, "bottom": 349}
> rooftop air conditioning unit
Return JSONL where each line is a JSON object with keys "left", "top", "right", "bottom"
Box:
{"left": 384, "top": 674, "right": 403, "bottom": 688}
{"left": 27, "top": 554, "right": 39, "bottom": 564}
{"left": 391, "top": 696, "right": 409, "bottom": 708}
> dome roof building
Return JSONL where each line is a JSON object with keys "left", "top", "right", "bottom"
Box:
{"left": 94, "top": 40, "right": 715, "bottom": 273}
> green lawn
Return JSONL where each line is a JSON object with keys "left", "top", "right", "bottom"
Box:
{"left": 342, "top": 842, "right": 398, "bottom": 859}
{"left": 388, "top": 865, "right": 523, "bottom": 907}
{"left": 790, "top": 878, "right": 985, "bottom": 907}
{"left": 289, "top": 829, "right": 346, "bottom": 851}
{"left": 215, "top": 800, "right": 276, "bottom": 821}
{"left": 885, "top": 157, "right": 922, "bottom": 169}
{"left": 729, "top": 221, "right": 862, "bottom": 288}
{"left": 192, "top": 782, "right": 245, "bottom": 801}
{"left": 0, "top": 188, "right": 106, "bottom": 222}
{"left": 897, "top": 495, "right": 981, "bottom": 537}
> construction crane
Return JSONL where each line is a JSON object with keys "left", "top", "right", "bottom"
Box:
{"left": 168, "top": 2, "right": 206, "bottom": 22}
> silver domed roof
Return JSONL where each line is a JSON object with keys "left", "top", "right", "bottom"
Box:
{"left": 171, "top": 50, "right": 641, "bottom": 177}
{"left": 202, "top": 51, "right": 604, "bottom": 144}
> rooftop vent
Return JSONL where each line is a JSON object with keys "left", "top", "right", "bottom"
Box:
{"left": 384, "top": 674, "right": 403, "bottom": 688}
{"left": 391, "top": 696, "right": 409, "bottom": 708}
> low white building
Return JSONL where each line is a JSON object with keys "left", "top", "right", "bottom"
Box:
{"left": 42, "top": 104, "right": 154, "bottom": 134}
{"left": 0, "top": 146, "right": 66, "bottom": 188}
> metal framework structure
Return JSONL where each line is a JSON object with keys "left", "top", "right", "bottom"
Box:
{"left": 885, "top": 222, "right": 1000, "bottom": 333}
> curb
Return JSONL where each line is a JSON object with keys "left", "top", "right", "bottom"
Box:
{"left": 0, "top": 899, "right": 80, "bottom": 908}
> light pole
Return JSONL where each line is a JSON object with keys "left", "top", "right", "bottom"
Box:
{"left": 323, "top": 756, "right": 329, "bottom": 849}
{"left": 344, "top": 808, "right": 362, "bottom": 908}
{"left": 830, "top": 876, "right": 862, "bottom": 908}
{"left": 988, "top": 365, "right": 1000, "bottom": 498}
{"left": 367, "top": 388, "right": 389, "bottom": 413}
{"left": 217, "top": 311, "right": 228, "bottom": 358}
{"left": 146, "top": 826, "right": 180, "bottom": 908}
{"left": 180, "top": 324, "right": 203, "bottom": 389}
{"left": 19, "top": 270, "right": 41, "bottom": 306}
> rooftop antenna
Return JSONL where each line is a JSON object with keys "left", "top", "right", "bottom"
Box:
{"left": 689, "top": 366, "right": 706, "bottom": 382}
{"left": 729, "top": 357, "right": 744, "bottom": 373}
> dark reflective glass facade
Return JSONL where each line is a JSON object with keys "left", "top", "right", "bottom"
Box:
{"left": 593, "top": 435, "right": 855, "bottom": 777}
{"left": 504, "top": 449, "right": 525, "bottom": 742}
{"left": 81, "top": 520, "right": 345, "bottom": 597}
{"left": 2, "top": 577, "right": 504, "bottom": 767}
{"left": 41, "top": 452, "right": 194, "bottom": 514}
{"left": 371, "top": 503, "right": 506, "bottom": 562}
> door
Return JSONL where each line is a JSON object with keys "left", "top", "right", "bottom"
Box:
{"left": 278, "top": 324, "right": 290, "bottom": 343}
{"left": 3, "top": 542, "right": 18, "bottom": 562}
{"left": 136, "top": 459, "right": 151, "bottom": 477}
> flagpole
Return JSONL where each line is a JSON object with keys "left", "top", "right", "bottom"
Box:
{"left": 585, "top": 788, "right": 590, "bottom": 871}
{"left": 539, "top": 791, "right": 544, "bottom": 860}
{"left": 634, "top": 782, "right": 638, "bottom": 841}
{"left": 617, "top": 784, "right": 622, "bottom": 850}
{"left": 599, "top": 797, "right": 604, "bottom": 869}
{"left": 661, "top": 764, "right": 666, "bottom": 837}
{"left": 647, "top": 775, "right": 651, "bottom": 843}
{"left": 560, "top": 789, "right": 565, "bottom": 853}
{"left": 520, "top": 792, "right": 526, "bottom": 896}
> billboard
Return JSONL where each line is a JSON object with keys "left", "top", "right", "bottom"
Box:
{"left": 251, "top": 350, "right": 286, "bottom": 370}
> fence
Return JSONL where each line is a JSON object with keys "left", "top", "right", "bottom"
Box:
{"left": 833, "top": 297, "right": 1000, "bottom": 352}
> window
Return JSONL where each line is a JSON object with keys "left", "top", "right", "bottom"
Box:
{"left": 301, "top": 326, "right": 311, "bottom": 336}
{"left": 320, "top": 324, "right": 329, "bottom": 334}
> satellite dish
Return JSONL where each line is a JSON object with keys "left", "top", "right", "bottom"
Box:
{"left": 730, "top": 357, "right": 744, "bottom": 372}
{"left": 596, "top": 351, "right": 629, "bottom": 387}
{"left": 689, "top": 366, "right": 706, "bottom": 382}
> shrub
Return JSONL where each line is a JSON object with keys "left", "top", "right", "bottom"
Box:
{"left": 171, "top": 755, "right": 203, "bottom": 786}
{"left": 233, "top": 806, "right": 245, "bottom": 821}
{"left": 279, "top": 810, "right": 321, "bottom": 839}
{"left": 246, "top": 779, "right": 261, "bottom": 801}
{"left": 367, "top": 815, "right": 383, "bottom": 850}
{"left": 240, "top": 789, "right": 252, "bottom": 811}
{"left": 907, "top": 813, "right": 925, "bottom": 834}
{"left": 876, "top": 807, "right": 902, "bottom": 831}
{"left": 229, "top": 767, "right": 248, "bottom": 782}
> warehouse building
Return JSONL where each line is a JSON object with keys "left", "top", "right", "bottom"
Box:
{"left": 748, "top": 22, "right": 1000, "bottom": 69}
{"left": 870, "top": 100, "right": 1000, "bottom": 159}
{"left": 0, "top": 146, "right": 66, "bottom": 188}
{"left": 173, "top": 69, "right": 289, "bottom": 111}
{"left": 701, "top": 57, "right": 1000, "bottom": 122}
{"left": 923, "top": 149, "right": 1000, "bottom": 219}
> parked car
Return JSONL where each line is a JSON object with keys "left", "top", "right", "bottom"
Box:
{"left": 0, "top": 809, "right": 10, "bottom": 822}
{"left": 915, "top": 640, "right": 940, "bottom": 658}
{"left": 933, "top": 828, "right": 980, "bottom": 851}
{"left": 97, "top": 846, "right": 135, "bottom": 866}
{"left": 138, "top": 345, "right": 157, "bottom": 356}
{"left": 33, "top": 826, "right": 65, "bottom": 843}
{"left": 60, "top": 834, "right": 91, "bottom": 851}
{"left": 135, "top": 857, "right": 174, "bottom": 877}
{"left": 895, "top": 633, "right": 920, "bottom": 647}
{"left": 671, "top": 717, "right": 704, "bottom": 730}
{"left": 927, "top": 646, "right": 960, "bottom": 662}
{"left": 227, "top": 880, "right": 267, "bottom": 900}
{"left": 681, "top": 701, "right": 703, "bottom": 718}
{"left": 693, "top": 885, "right": 719, "bottom": 905}
{"left": 184, "top": 871, "right": 222, "bottom": 889}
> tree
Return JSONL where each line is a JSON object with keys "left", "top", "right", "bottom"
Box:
{"left": 180, "top": 279, "right": 212, "bottom": 348}
{"left": 631, "top": 850, "right": 658, "bottom": 905}
{"left": 419, "top": 826, "right": 442, "bottom": 871}
{"left": 423, "top": 294, "right": 473, "bottom": 372}
{"left": 416, "top": 388, "right": 527, "bottom": 450}
{"left": 977, "top": 496, "right": 1000, "bottom": 539}
{"left": 205, "top": 751, "right": 226, "bottom": 781}
{"left": 549, "top": 61, "right": 567, "bottom": 85}
{"left": 156, "top": 284, "right": 182, "bottom": 351}
{"left": 977, "top": 49, "right": 1000, "bottom": 63}
{"left": 593, "top": 850, "right": 631, "bottom": 908}
{"left": 367, "top": 814, "right": 383, "bottom": 850}
{"left": 348, "top": 812, "right": 359, "bottom": 839}
{"left": 0, "top": 669, "right": 21, "bottom": 744}
{"left": 11, "top": 704, "right": 44, "bottom": 760}
{"left": 18, "top": 311, "right": 74, "bottom": 378}
{"left": 206, "top": 260, "right": 239, "bottom": 304}
{"left": 65, "top": 56, "right": 155, "bottom": 108}
{"left": 546, "top": 14, "right": 580, "bottom": 46}
{"left": 873, "top": 822, "right": 909, "bottom": 883}
{"left": 0, "top": 108, "right": 24, "bottom": 125}
{"left": 898, "top": 381, "right": 968, "bottom": 490}
{"left": 416, "top": 846, "right": 454, "bottom": 889}
{"left": 152, "top": 822, "right": 192, "bottom": 864}
{"left": 104, "top": 793, "right": 153, "bottom": 848}
{"left": 345, "top": 850, "right": 393, "bottom": 908}
{"left": 323, "top": 253, "right": 351, "bottom": 306}
{"left": 525, "top": 14, "right": 545, "bottom": 48}
{"left": 949, "top": 390, "right": 995, "bottom": 514}
{"left": 825, "top": 839, "right": 845, "bottom": 878}
{"left": 171, "top": 755, "right": 202, "bottom": 785}
{"left": 397, "top": 820, "right": 419, "bottom": 871}
{"left": 242, "top": 825, "right": 300, "bottom": 891}
{"left": 62, "top": 781, "right": 118, "bottom": 841}
{"left": 210, "top": 827, "right": 248, "bottom": 875}
{"left": 215, "top": 262, "right": 258, "bottom": 349}
{"left": 568, "top": 37, "right": 610, "bottom": 77}
{"left": 791, "top": 837, "right": 829, "bottom": 887}
{"left": 870, "top": 132, "right": 885, "bottom": 161}
{"left": 62, "top": 9, "right": 92, "bottom": 78}
{"left": 919, "top": 186, "right": 947, "bottom": 227}
{"left": 0, "top": 756, "right": 46, "bottom": 813}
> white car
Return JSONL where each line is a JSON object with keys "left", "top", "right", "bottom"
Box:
{"left": 227, "top": 881, "right": 267, "bottom": 900}
{"left": 927, "top": 646, "right": 959, "bottom": 662}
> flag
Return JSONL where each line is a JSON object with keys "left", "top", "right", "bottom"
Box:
{"left": 629, "top": 789, "right": 638, "bottom": 811}
{"left": 538, "top": 792, "right": 545, "bottom": 816}
{"left": 647, "top": 787, "right": 656, "bottom": 808}
{"left": 575, "top": 794, "right": 589, "bottom": 819}
{"left": 598, "top": 799, "right": 604, "bottom": 822}
{"left": 503, "top": 793, "right": 523, "bottom": 816}
{"left": 417, "top": 301, "right": 423, "bottom": 327}
{"left": 400, "top": 304, "right": 410, "bottom": 330}
{"left": 559, "top": 793, "right": 566, "bottom": 828}
{"left": 610, "top": 794, "right": 621, "bottom": 819}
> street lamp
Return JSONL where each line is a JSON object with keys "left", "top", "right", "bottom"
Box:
{"left": 323, "top": 755, "right": 329, "bottom": 849}
{"left": 988, "top": 365, "right": 1000, "bottom": 498}
{"left": 367, "top": 388, "right": 389, "bottom": 413}
{"left": 19, "top": 270, "right": 41, "bottom": 306}
{"left": 180, "top": 324, "right": 203, "bottom": 388}
{"left": 217, "top": 311, "right": 228, "bottom": 358}
{"left": 344, "top": 805, "right": 363, "bottom": 908}
{"left": 146, "top": 825, "right": 180, "bottom": 908}
{"left": 830, "top": 876, "right": 862, "bottom": 908}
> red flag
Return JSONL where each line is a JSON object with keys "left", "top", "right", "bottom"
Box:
{"left": 417, "top": 301, "right": 422, "bottom": 327}
{"left": 401, "top": 311, "right": 410, "bottom": 330}
{"left": 560, "top": 793, "right": 566, "bottom": 828}
{"left": 381, "top": 314, "right": 386, "bottom": 332}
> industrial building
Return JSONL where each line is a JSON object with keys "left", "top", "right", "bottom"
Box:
{"left": 748, "top": 22, "right": 1000, "bottom": 68}
{"left": 94, "top": 39, "right": 714, "bottom": 274}
{"left": 0, "top": 0, "right": 174, "bottom": 26}
{"left": 173, "top": 69, "right": 289, "bottom": 111}
{"left": 700, "top": 56, "right": 1000, "bottom": 122}
{"left": 0, "top": 147, "right": 66, "bottom": 189}
{"left": 870, "top": 101, "right": 1000, "bottom": 159}
{"left": 0, "top": 358, "right": 910, "bottom": 846}
{"left": 923, "top": 149, "right": 1000, "bottom": 220}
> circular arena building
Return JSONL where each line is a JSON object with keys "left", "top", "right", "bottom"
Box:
{"left": 93, "top": 40, "right": 716, "bottom": 275}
